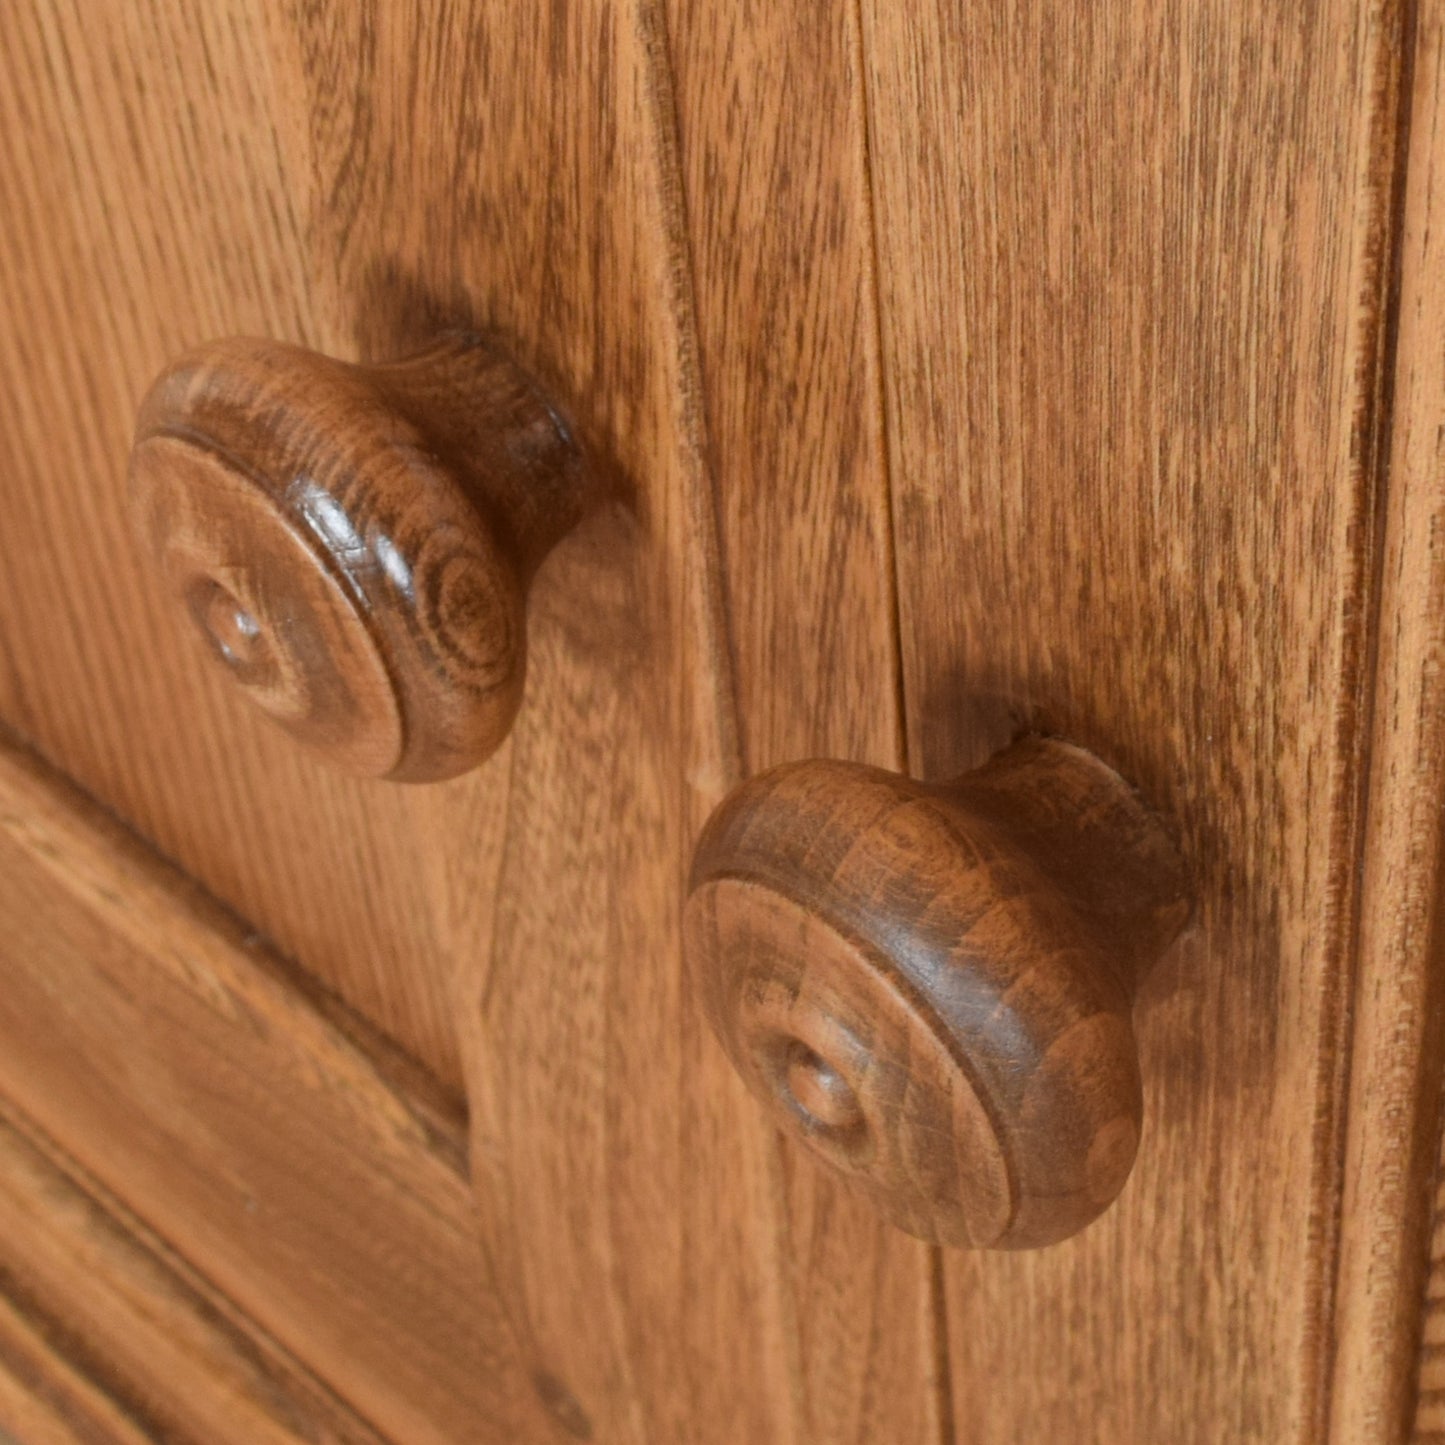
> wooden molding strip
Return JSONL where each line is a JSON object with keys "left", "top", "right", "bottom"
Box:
{"left": 0, "top": 1291, "right": 154, "bottom": 1445}
{"left": 0, "top": 1099, "right": 385, "bottom": 1444}
{"left": 1333, "top": 1, "right": 1445, "bottom": 1440}
{"left": 0, "top": 727, "right": 554, "bottom": 1445}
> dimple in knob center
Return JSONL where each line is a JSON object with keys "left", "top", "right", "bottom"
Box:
{"left": 194, "top": 578, "right": 265, "bottom": 671}
{"left": 785, "top": 1043, "right": 862, "bottom": 1131}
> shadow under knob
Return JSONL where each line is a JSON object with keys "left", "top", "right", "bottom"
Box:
{"left": 683, "top": 737, "right": 1191, "bottom": 1250}
{"left": 128, "top": 333, "right": 599, "bottom": 781}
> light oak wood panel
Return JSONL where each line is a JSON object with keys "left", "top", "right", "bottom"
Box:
{"left": 0, "top": 1101, "right": 386, "bottom": 1445}
{"left": 0, "top": 729, "right": 554, "bottom": 1445}
{"left": 857, "top": 1, "right": 1411, "bottom": 1440}
{"left": 432, "top": 2, "right": 810, "bottom": 1437}
{"left": 0, "top": 1, "right": 735, "bottom": 1094}
{"left": 660, "top": 1, "right": 943, "bottom": 1438}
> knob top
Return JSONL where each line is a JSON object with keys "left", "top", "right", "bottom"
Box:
{"left": 129, "top": 334, "right": 594, "bottom": 781}
{"left": 684, "top": 738, "right": 1189, "bottom": 1249}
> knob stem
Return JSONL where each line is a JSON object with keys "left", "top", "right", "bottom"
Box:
{"left": 932, "top": 738, "right": 1190, "bottom": 996}
{"left": 367, "top": 336, "right": 600, "bottom": 584}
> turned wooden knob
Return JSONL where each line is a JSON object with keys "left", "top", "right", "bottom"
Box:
{"left": 683, "top": 737, "right": 1191, "bottom": 1250}
{"left": 128, "top": 334, "right": 598, "bottom": 781}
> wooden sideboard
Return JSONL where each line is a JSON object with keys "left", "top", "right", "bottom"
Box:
{"left": 0, "top": 2, "right": 1443, "bottom": 1441}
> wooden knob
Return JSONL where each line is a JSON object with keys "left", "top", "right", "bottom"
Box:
{"left": 128, "top": 334, "right": 598, "bottom": 781}
{"left": 683, "top": 737, "right": 1191, "bottom": 1250}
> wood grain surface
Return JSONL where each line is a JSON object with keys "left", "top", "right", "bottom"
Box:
{"left": 0, "top": 0, "right": 665, "bottom": 1089}
{"left": 0, "top": 1100, "right": 387, "bottom": 1445}
{"left": 857, "top": 0, "right": 1415, "bottom": 1441}
{"left": 0, "top": 728, "right": 555, "bottom": 1445}
{"left": 440, "top": 2, "right": 820, "bottom": 1438}
{"left": 0, "top": 1, "right": 1441, "bottom": 1442}
{"left": 0, "top": 0, "right": 475, "bottom": 1087}
{"left": 0, "top": 4, "right": 852, "bottom": 1442}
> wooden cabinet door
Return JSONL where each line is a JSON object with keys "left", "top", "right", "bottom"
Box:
{"left": 0, "top": 1, "right": 1443, "bottom": 1443}
{"left": 0, "top": 4, "right": 939, "bottom": 1440}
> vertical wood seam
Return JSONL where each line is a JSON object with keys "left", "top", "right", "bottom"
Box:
{"left": 850, "top": 0, "right": 911, "bottom": 786}
{"left": 634, "top": 0, "right": 744, "bottom": 788}
{"left": 849, "top": 1, "right": 948, "bottom": 1435}
{"left": 926, "top": 1250, "right": 956, "bottom": 1445}
{"left": 632, "top": 4, "right": 802, "bottom": 1440}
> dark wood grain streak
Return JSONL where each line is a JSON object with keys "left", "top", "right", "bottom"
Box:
{"left": 0, "top": 1100, "right": 387, "bottom": 1445}
{"left": 0, "top": 1294, "right": 153, "bottom": 1445}
{"left": 130, "top": 333, "right": 601, "bottom": 781}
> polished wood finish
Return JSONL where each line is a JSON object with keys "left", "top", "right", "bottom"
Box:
{"left": 686, "top": 738, "right": 1189, "bottom": 1249}
{"left": 0, "top": 729, "right": 553, "bottom": 1445}
{"left": 0, "top": 1101, "right": 385, "bottom": 1445}
{"left": 0, "top": 0, "right": 729, "bottom": 1100}
{"left": 0, "top": 3, "right": 1442, "bottom": 1444}
{"left": 129, "top": 334, "right": 598, "bottom": 780}
{"left": 0, "top": 7, "right": 809, "bottom": 1440}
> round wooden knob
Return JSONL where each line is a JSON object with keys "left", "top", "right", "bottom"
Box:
{"left": 128, "top": 334, "right": 599, "bottom": 781}
{"left": 683, "top": 737, "right": 1191, "bottom": 1250}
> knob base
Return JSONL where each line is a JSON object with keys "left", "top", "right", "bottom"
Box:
{"left": 933, "top": 738, "right": 1190, "bottom": 994}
